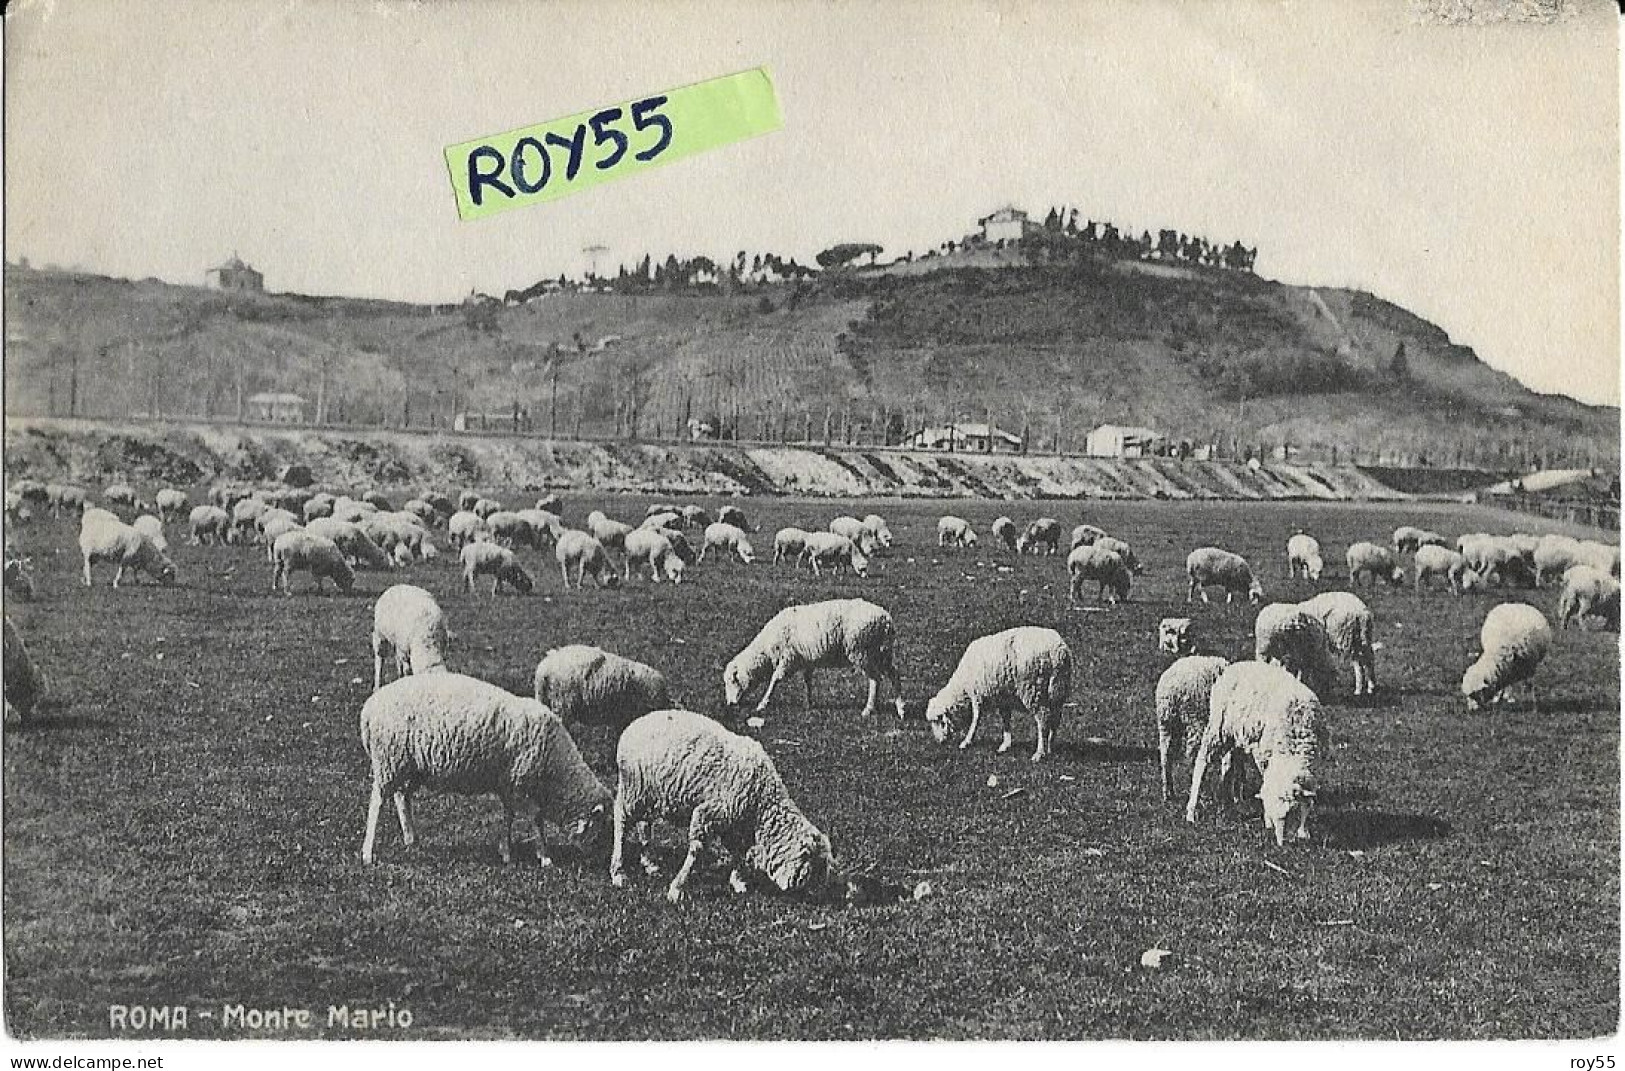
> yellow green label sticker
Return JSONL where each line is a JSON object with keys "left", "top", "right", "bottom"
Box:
{"left": 445, "top": 67, "right": 783, "bottom": 221}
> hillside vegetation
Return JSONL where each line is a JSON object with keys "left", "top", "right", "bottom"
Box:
{"left": 4, "top": 259, "right": 1614, "bottom": 470}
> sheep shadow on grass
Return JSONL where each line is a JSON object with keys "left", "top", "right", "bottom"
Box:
{"left": 1318, "top": 808, "right": 1451, "bottom": 849}
{"left": 1053, "top": 737, "right": 1157, "bottom": 764}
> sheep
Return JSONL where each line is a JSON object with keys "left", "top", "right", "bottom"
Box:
{"left": 533, "top": 645, "right": 671, "bottom": 730}
{"left": 103, "top": 482, "right": 148, "bottom": 513}
{"left": 1186, "top": 547, "right": 1264, "bottom": 606}
{"left": 991, "top": 516, "right": 1019, "bottom": 552}
{"left": 515, "top": 509, "right": 564, "bottom": 546}
{"left": 79, "top": 508, "right": 176, "bottom": 588}
{"left": 641, "top": 511, "right": 683, "bottom": 533}
{"left": 555, "top": 530, "right": 622, "bottom": 590}
{"left": 305, "top": 518, "right": 394, "bottom": 571}
{"left": 1345, "top": 542, "right": 1405, "bottom": 588}
{"left": 485, "top": 510, "right": 543, "bottom": 549}
{"left": 267, "top": 487, "right": 314, "bottom": 514}
{"left": 4, "top": 616, "right": 47, "bottom": 722}
{"left": 1184, "top": 660, "right": 1329, "bottom": 846}
{"left": 610, "top": 709, "right": 832, "bottom": 902}
{"left": 359, "top": 673, "right": 612, "bottom": 866}
{"left": 646, "top": 503, "right": 681, "bottom": 520}
{"left": 1557, "top": 566, "right": 1620, "bottom": 631}
{"left": 924, "top": 626, "right": 1071, "bottom": 762}
{"left": 724, "top": 598, "right": 905, "bottom": 721}
{"left": 1533, "top": 534, "right": 1583, "bottom": 587}
{"left": 472, "top": 497, "right": 505, "bottom": 520}
{"left": 680, "top": 505, "right": 712, "bottom": 530}
{"left": 773, "top": 527, "right": 811, "bottom": 566}
{"left": 1413, "top": 545, "right": 1478, "bottom": 594}
{"left": 1067, "top": 545, "right": 1131, "bottom": 606}
{"left": 1253, "top": 603, "right": 1340, "bottom": 698}
{"left": 372, "top": 584, "right": 451, "bottom": 690}
{"left": 862, "top": 514, "right": 894, "bottom": 548}
{"left": 448, "top": 510, "right": 487, "bottom": 549}
{"left": 302, "top": 493, "right": 336, "bottom": 522}
{"left": 1155, "top": 655, "right": 1230, "bottom": 801}
{"left": 534, "top": 493, "right": 562, "bottom": 515}
{"left": 587, "top": 510, "right": 635, "bottom": 551}
{"left": 132, "top": 514, "right": 168, "bottom": 552}
{"left": 1071, "top": 523, "right": 1109, "bottom": 549}
{"left": 272, "top": 530, "right": 355, "bottom": 594}
{"left": 332, "top": 496, "right": 379, "bottom": 524}
{"left": 623, "top": 527, "right": 687, "bottom": 583}
{"left": 457, "top": 490, "right": 480, "bottom": 513}
{"left": 1158, "top": 617, "right": 1195, "bottom": 655}
{"left": 359, "top": 514, "right": 432, "bottom": 563}
{"left": 798, "top": 532, "right": 869, "bottom": 578}
{"left": 1297, "top": 591, "right": 1379, "bottom": 696}
{"left": 210, "top": 483, "right": 253, "bottom": 511}
{"left": 1461, "top": 603, "right": 1553, "bottom": 711}
{"left": 363, "top": 491, "right": 393, "bottom": 512}
{"left": 828, "top": 516, "right": 880, "bottom": 556}
{"left": 1462, "top": 537, "right": 1536, "bottom": 589}
{"left": 1392, "top": 526, "right": 1447, "bottom": 554}
{"left": 188, "top": 505, "right": 231, "bottom": 545}
{"left": 1286, "top": 533, "right": 1323, "bottom": 580}
{"left": 403, "top": 499, "right": 439, "bottom": 528}
{"left": 141, "top": 487, "right": 183, "bottom": 524}
{"left": 230, "top": 495, "right": 270, "bottom": 543}
{"left": 1573, "top": 539, "right": 1621, "bottom": 578}
{"left": 1093, "top": 535, "right": 1143, "bottom": 574}
{"left": 937, "top": 515, "right": 978, "bottom": 548}
{"left": 700, "top": 522, "right": 755, "bottom": 564}
{"left": 717, "top": 504, "right": 750, "bottom": 532}
{"left": 46, "top": 483, "right": 88, "bottom": 518}
{"left": 460, "top": 541, "right": 535, "bottom": 596}
{"left": 1016, "top": 517, "right": 1062, "bottom": 556}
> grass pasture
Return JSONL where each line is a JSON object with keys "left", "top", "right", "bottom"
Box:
{"left": 2, "top": 495, "right": 1618, "bottom": 1039}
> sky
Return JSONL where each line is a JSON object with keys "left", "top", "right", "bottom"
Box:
{"left": 4, "top": 0, "right": 1619, "bottom": 405}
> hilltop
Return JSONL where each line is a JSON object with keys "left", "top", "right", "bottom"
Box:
{"left": 3, "top": 257, "right": 1614, "bottom": 471}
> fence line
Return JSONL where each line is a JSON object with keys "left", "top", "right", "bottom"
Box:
{"left": 1488, "top": 493, "right": 1620, "bottom": 532}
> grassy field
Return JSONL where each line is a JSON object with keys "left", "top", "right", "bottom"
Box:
{"left": 2, "top": 495, "right": 1618, "bottom": 1039}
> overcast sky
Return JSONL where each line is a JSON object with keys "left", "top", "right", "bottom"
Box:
{"left": 5, "top": 0, "right": 1618, "bottom": 405}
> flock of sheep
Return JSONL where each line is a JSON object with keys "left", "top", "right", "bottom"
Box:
{"left": 3, "top": 475, "right": 1620, "bottom": 902}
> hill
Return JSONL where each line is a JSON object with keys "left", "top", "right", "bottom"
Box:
{"left": 3, "top": 260, "right": 1614, "bottom": 470}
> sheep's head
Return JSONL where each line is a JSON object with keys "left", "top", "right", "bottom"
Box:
{"left": 751, "top": 825, "right": 833, "bottom": 894}
{"left": 151, "top": 555, "right": 178, "bottom": 585}
{"left": 1259, "top": 767, "right": 1317, "bottom": 847}
{"left": 664, "top": 557, "right": 686, "bottom": 584}
{"left": 922, "top": 693, "right": 956, "bottom": 744}
{"left": 964, "top": 530, "right": 979, "bottom": 548}
{"left": 1306, "top": 555, "right": 1324, "bottom": 581}
{"left": 1015, "top": 534, "right": 1031, "bottom": 554}
{"left": 1158, "top": 618, "right": 1193, "bottom": 655}
{"left": 569, "top": 802, "right": 613, "bottom": 850}
{"left": 1460, "top": 656, "right": 1498, "bottom": 711}
{"left": 1459, "top": 568, "right": 1485, "bottom": 592}
{"left": 722, "top": 652, "right": 765, "bottom": 708}
{"left": 1247, "top": 578, "right": 1265, "bottom": 606}
{"left": 736, "top": 539, "right": 755, "bottom": 564}
{"left": 850, "top": 548, "right": 871, "bottom": 577}
{"left": 1386, "top": 565, "right": 1405, "bottom": 587}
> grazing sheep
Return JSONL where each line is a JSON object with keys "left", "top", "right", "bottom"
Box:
{"left": 1297, "top": 591, "right": 1379, "bottom": 696}
{"left": 555, "top": 530, "right": 622, "bottom": 590}
{"left": 937, "top": 515, "right": 978, "bottom": 549}
{"left": 79, "top": 508, "right": 176, "bottom": 588}
{"left": 1573, "top": 539, "right": 1621, "bottom": 578}
{"left": 413, "top": 492, "right": 454, "bottom": 518}
{"left": 1392, "top": 526, "right": 1447, "bottom": 554}
{"left": 46, "top": 483, "right": 88, "bottom": 518}
{"left": 1186, "top": 547, "right": 1264, "bottom": 606}
{"left": 305, "top": 518, "right": 394, "bottom": 571}
{"left": 1155, "top": 655, "right": 1230, "bottom": 801}
{"left": 1159, "top": 617, "right": 1195, "bottom": 655}
{"left": 717, "top": 505, "right": 751, "bottom": 532}
{"left": 4, "top": 616, "right": 47, "bottom": 721}
{"left": 534, "top": 494, "right": 563, "bottom": 515}
{"left": 610, "top": 709, "right": 832, "bottom": 902}
{"left": 1413, "top": 545, "right": 1478, "bottom": 594}
{"left": 862, "top": 514, "right": 894, "bottom": 548}
{"left": 302, "top": 493, "right": 336, "bottom": 522}
{"left": 272, "top": 531, "right": 355, "bottom": 594}
{"left": 131, "top": 514, "right": 168, "bottom": 553}
{"left": 924, "top": 626, "right": 1071, "bottom": 761}
{"left": 457, "top": 490, "right": 481, "bottom": 513}
{"left": 372, "top": 584, "right": 451, "bottom": 690}
{"left": 646, "top": 503, "right": 681, "bottom": 520}
{"left": 1093, "top": 535, "right": 1143, "bottom": 574}
{"left": 331, "top": 497, "right": 378, "bottom": 524}
{"left": 447, "top": 510, "right": 487, "bottom": 549}
{"left": 700, "top": 522, "right": 755, "bottom": 564}
{"left": 460, "top": 542, "right": 535, "bottom": 596}
{"left": 403, "top": 499, "right": 439, "bottom": 528}
{"left": 1185, "top": 661, "right": 1329, "bottom": 847}
{"left": 799, "top": 532, "right": 869, "bottom": 578}
{"left": 485, "top": 511, "right": 542, "bottom": 549}
{"left": 624, "top": 527, "right": 687, "bottom": 583}
{"left": 472, "top": 497, "right": 505, "bottom": 520}
{"left": 1462, "top": 537, "right": 1536, "bottom": 589}
{"left": 680, "top": 505, "right": 712, "bottom": 529}
{"left": 1067, "top": 545, "right": 1132, "bottom": 606}
{"left": 515, "top": 509, "right": 564, "bottom": 546}
{"left": 587, "top": 510, "right": 635, "bottom": 551}
{"left": 1533, "top": 534, "right": 1583, "bottom": 587}
{"left": 1253, "top": 603, "right": 1339, "bottom": 698}
{"left": 1016, "top": 517, "right": 1063, "bottom": 556}
{"left": 1461, "top": 603, "right": 1553, "bottom": 711}
{"left": 103, "top": 482, "right": 148, "bottom": 513}
{"left": 188, "top": 505, "right": 231, "bottom": 545}
{"left": 1070, "top": 523, "right": 1110, "bottom": 550}
{"left": 148, "top": 487, "right": 186, "bottom": 522}
{"left": 533, "top": 645, "right": 670, "bottom": 730}
{"left": 210, "top": 483, "right": 253, "bottom": 511}
{"left": 773, "top": 527, "right": 811, "bottom": 566}
{"left": 359, "top": 673, "right": 612, "bottom": 866}
{"left": 363, "top": 492, "right": 393, "bottom": 512}
{"left": 724, "top": 598, "right": 905, "bottom": 720}
{"left": 358, "top": 514, "right": 432, "bottom": 563}
{"left": 641, "top": 511, "right": 683, "bottom": 533}
{"left": 1286, "top": 533, "right": 1323, "bottom": 581}
{"left": 991, "top": 516, "right": 1019, "bottom": 552}
{"left": 829, "top": 516, "right": 880, "bottom": 556}
{"left": 1557, "top": 566, "right": 1620, "bottom": 631}
{"left": 1345, "top": 542, "right": 1405, "bottom": 588}
{"left": 230, "top": 495, "right": 270, "bottom": 543}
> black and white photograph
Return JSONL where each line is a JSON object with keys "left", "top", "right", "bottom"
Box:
{"left": 1, "top": 0, "right": 1619, "bottom": 1058}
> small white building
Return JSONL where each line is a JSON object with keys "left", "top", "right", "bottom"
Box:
{"left": 246, "top": 392, "right": 307, "bottom": 423}
{"left": 978, "top": 207, "right": 1031, "bottom": 245}
{"left": 1084, "top": 424, "right": 1166, "bottom": 458}
{"left": 906, "top": 422, "right": 1023, "bottom": 453}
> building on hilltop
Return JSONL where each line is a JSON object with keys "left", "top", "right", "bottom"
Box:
{"left": 978, "top": 206, "right": 1033, "bottom": 245}
{"left": 1084, "top": 424, "right": 1167, "bottom": 458}
{"left": 247, "top": 392, "right": 307, "bottom": 423}
{"left": 207, "top": 254, "right": 264, "bottom": 292}
{"left": 906, "top": 422, "right": 1023, "bottom": 453}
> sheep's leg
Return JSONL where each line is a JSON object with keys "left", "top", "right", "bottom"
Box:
{"left": 112, "top": 563, "right": 125, "bottom": 589}
{"left": 372, "top": 635, "right": 385, "bottom": 692}
{"left": 517, "top": 798, "right": 551, "bottom": 866}
{"left": 393, "top": 791, "right": 416, "bottom": 846}
{"left": 82, "top": 556, "right": 92, "bottom": 587}
{"left": 559, "top": 563, "right": 571, "bottom": 589}
{"left": 860, "top": 675, "right": 879, "bottom": 719}
{"left": 802, "top": 670, "right": 815, "bottom": 711}
{"left": 497, "top": 796, "right": 516, "bottom": 864}
{"left": 1186, "top": 577, "right": 1196, "bottom": 602}
{"left": 1031, "top": 706, "right": 1053, "bottom": 762}
{"left": 610, "top": 795, "right": 633, "bottom": 887}
{"left": 958, "top": 698, "right": 982, "bottom": 750}
{"left": 754, "top": 662, "right": 790, "bottom": 713}
{"left": 996, "top": 704, "right": 1013, "bottom": 754}
{"left": 362, "top": 781, "right": 384, "bottom": 863}
{"left": 668, "top": 806, "right": 722, "bottom": 903}
{"left": 1185, "top": 728, "right": 1224, "bottom": 823}
{"left": 1159, "top": 731, "right": 1176, "bottom": 802}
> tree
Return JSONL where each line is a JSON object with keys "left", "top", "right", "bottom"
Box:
{"left": 815, "top": 242, "right": 883, "bottom": 270}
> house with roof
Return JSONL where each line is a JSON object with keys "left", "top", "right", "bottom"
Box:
{"left": 1084, "top": 424, "right": 1167, "bottom": 458}
{"left": 246, "top": 392, "right": 307, "bottom": 423}
{"left": 905, "top": 422, "right": 1023, "bottom": 453}
{"left": 977, "top": 206, "right": 1033, "bottom": 245}
{"left": 207, "top": 254, "right": 264, "bottom": 292}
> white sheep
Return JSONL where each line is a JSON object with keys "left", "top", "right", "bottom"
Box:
{"left": 372, "top": 584, "right": 451, "bottom": 690}
{"left": 359, "top": 673, "right": 612, "bottom": 866}
{"left": 555, "top": 530, "right": 622, "bottom": 590}
{"left": 1533, "top": 534, "right": 1583, "bottom": 587}
{"left": 587, "top": 510, "right": 635, "bottom": 551}
{"left": 1155, "top": 655, "right": 1230, "bottom": 801}
{"left": 1392, "top": 526, "right": 1447, "bottom": 554}
{"left": 515, "top": 509, "right": 564, "bottom": 546}
{"left": 1462, "top": 537, "right": 1535, "bottom": 589}
{"left": 798, "top": 532, "right": 869, "bottom": 578}
{"left": 624, "top": 527, "right": 686, "bottom": 583}
{"left": 4, "top": 615, "right": 48, "bottom": 722}
{"left": 533, "top": 645, "right": 671, "bottom": 730}
{"left": 773, "top": 527, "right": 811, "bottom": 565}
{"left": 1413, "top": 545, "right": 1478, "bottom": 594}
{"left": 485, "top": 511, "right": 546, "bottom": 550}
{"left": 534, "top": 493, "right": 563, "bottom": 515}
{"left": 132, "top": 514, "right": 168, "bottom": 552}
{"left": 1184, "top": 660, "right": 1329, "bottom": 846}
{"left": 259, "top": 515, "right": 304, "bottom": 561}
{"left": 1461, "top": 602, "right": 1553, "bottom": 711}
{"left": 154, "top": 488, "right": 189, "bottom": 522}
{"left": 1558, "top": 565, "right": 1620, "bottom": 631}
{"left": 829, "top": 516, "right": 880, "bottom": 556}
{"left": 925, "top": 626, "right": 1071, "bottom": 761}
{"left": 1298, "top": 591, "right": 1379, "bottom": 696}
{"left": 610, "top": 709, "right": 832, "bottom": 902}
{"left": 302, "top": 493, "right": 336, "bottom": 522}
{"left": 403, "top": 499, "right": 439, "bottom": 528}
{"left": 991, "top": 516, "right": 1018, "bottom": 552}
{"left": 1345, "top": 541, "right": 1405, "bottom": 588}
{"left": 1071, "top": 523, "right": 1109, "bottom": 549}
{"left": 103, "top": 482, "right": 148, "bottom": 513}
{"left": 700, "top": 522, "right": 755, "bottom": 564}
{"left": 230, "top": 495, "right": 270, "bottom": 543}
{"left": 46, "top": 483, "right": 88, "bottom": 518}
{"left": 272, "top": 530, "right": 355, "bottom": 594}
{"left": 1186, "top": 547, "right": 1263, "bottom": 606}
{"left": 1093, "top": 535, "right": 1142, "bottom": 574}
{"left": 472, "top": 497, "right": 505, "bottom": 520}
{"left": 448, "top": 510, "right": 487, "bottom": 549}
{"left": 717, "top": 504, "right": 751, "bottom": 531}
{"left": 680, "top": 505, "right": 712, "bottom": 529}
{"left": 1573, "top": 539, "right": 1621, "bottom": 578}
{"left": 460, "top": 541, "right": 535, "bottom": 596}
{"left": 937, "top": 515, "right": 978, "bottom": 548}
{"left": 188, "top": 504, "right": 231, "bottom": 545}
{"left": 1252, "top": 603, "right": 1340, "bottom": 698}
{"left": 305, "top": 517, "right": 394, "bottom": 571}
{"left": 1158, "top": 617, "right": 1195, "bottom": 655}
{"left": 1286, "top": 533, "right": 1323, "bottom": 580}
{"left": 641, "top": 511, "right": 683, "bottom": 533}
{"left": 724, "top": 598, "right": 905, "bottom": 720}
{"left": 1067, "top": 545, "right": 1132, "bottom": 606}
{"left": 457, "top": 490, "right": 481, "bottom": 513}
{"left": 862, "top": 514, "right": 894, "bottom": 548}
{"left": 79, "top": 508, "right": 176, "bottom": 588}
{"left": 1016, "top": 517, "right": 1063, "bottom": 556}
